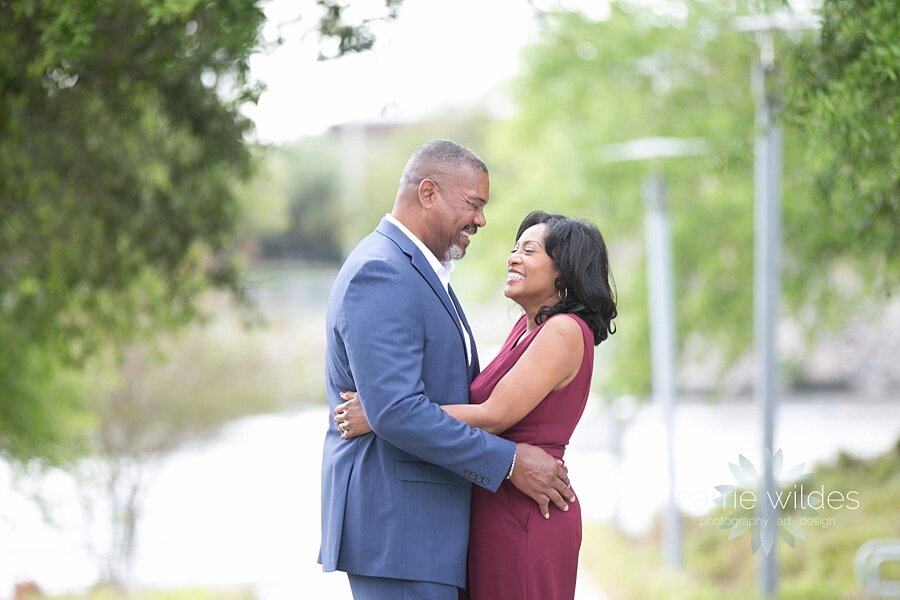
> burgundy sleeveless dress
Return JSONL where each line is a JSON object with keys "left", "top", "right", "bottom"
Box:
{"left": 464, "top": 313, "right": 594, "bottom": 600}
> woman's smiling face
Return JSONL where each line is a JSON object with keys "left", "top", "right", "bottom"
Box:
{"left": 504, "top": 223, "right": 560, "bottom": 309}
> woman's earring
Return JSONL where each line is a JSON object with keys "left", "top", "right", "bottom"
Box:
{"left": 558, "top": 287, "right": 568, "bottom": 301}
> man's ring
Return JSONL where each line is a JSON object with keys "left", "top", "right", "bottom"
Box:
{"left": 338, "top": 422, "right": 347, "bottom": 433}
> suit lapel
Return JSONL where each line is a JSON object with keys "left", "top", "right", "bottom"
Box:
{"left": 376, "top": 219, "right": 465, "bottom": 341}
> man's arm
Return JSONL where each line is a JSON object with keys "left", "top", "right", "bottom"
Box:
{"left": 336, "top": 391, "right": 574, "bottom": 517}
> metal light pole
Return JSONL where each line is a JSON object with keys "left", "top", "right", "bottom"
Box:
{"left": 643, "top": 169, "right": 681, "bottom": 569}
{"left": 733, "top": 13, "right": 819, "bottom": 597}
{"left": 601, "top": 137, "right": 708, "bottom": 569}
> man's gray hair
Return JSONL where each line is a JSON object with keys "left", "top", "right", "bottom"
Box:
{"left": 400, "top": 140, "right": 488, "bottom": 187}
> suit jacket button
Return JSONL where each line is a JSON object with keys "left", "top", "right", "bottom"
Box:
{"left": 483, "top": 477, "right": 489, "bottom": 485}
{"left": 464, "top": 469, "right": 472, "bottom": 477}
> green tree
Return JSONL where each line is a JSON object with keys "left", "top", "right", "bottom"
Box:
{"left": 479, "top": 4, "right": 755, "bottom": 396}
{"left": 783, "top": 0, "right": 900, "bottom": 287}
{"left": 480, "top": 1, "right": 891, "bottom": 397}
{"left": 0, "top": 0, "right": 265, "bottom": 463}
{"left": 315, "top": 0, "right": 403, "bottom": 59}
{"left": 235, "top": 139, "right": 344, "bottom": 263}
{"left": 0, "top": 0, "right": 401, "bottom": 464}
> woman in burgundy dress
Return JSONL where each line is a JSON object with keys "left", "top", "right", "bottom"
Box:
{"left": 335, "top": 210, "right": 617, "bottom": 600}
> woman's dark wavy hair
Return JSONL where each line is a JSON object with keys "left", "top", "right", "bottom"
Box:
{"left": 516, "top": 210, "right": 617, "bottom": 345}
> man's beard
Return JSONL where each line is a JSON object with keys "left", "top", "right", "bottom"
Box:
{"left": 444, "top": 243, "right": 465, "bottom": 261}
{"left": 444, "top": 225, "right": 476, "bottom": 261}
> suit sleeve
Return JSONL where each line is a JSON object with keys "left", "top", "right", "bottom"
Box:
{"left": 339, "top": 259, "right": 514, "bottom": 492}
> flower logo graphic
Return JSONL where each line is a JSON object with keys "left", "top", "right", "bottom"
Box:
{"left": 713, "top": 448, "right": 814, "bottom": 555}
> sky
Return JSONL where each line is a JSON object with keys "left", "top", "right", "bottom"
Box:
{"left": 242, "top": 0, "right": 612, "bottom": 144}
{"left": 242, "top": 0, "right": 821, "bottom": 145}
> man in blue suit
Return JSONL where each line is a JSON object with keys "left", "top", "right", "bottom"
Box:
{"left": 320, "top": 140, "right": 574, "bottom": 599}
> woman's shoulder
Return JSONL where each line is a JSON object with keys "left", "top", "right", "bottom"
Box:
{"left": 525, "top": 313, "right": 588, "bottom": 375}
{"left": 544, "top": 312, "right": 590, "bottom": 334}
{"left": 539, "top": 312, "right": 590, "bottom": 344}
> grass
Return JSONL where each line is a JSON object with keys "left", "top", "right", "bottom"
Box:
{"left": 581, "top": 438, "right": 900, "bottom": 599}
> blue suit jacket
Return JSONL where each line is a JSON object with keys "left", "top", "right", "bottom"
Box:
{"left": 319, "top": 218, "right": 516, "bottom": 587}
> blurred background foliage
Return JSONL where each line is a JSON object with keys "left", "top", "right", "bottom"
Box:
{"left": 69, "top": 294, "right": 310, "bottom": 585}
{"left": 233, "top": 139, "right": 343, "bottom": 263}
{"left": 236, "top": 0, "right": 897, "bottom": 400}
{"left": 581, "top": 441, "right": 900, "bottom": 599}
{"left": 0, "top": 0, "right": 265, "bottom": 465}
{"left": 1, "top": 0, "right": 898, "bottom": 593}
{"left": 3, "top": 0, "right": 897, "bottom": 465}
{"left": 783, "top": 0, "right": 900, "bottom": 278}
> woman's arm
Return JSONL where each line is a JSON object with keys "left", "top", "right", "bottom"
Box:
{"left": 446, "top": 315, "right": 583, "bottom": 434}
{"left": 336, "top": 315, "right": 584, "bottom": 438}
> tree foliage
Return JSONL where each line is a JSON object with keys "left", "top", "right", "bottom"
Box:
{"left": 0, "top": 0, "right": 266, "bottom": 463}
{"left": 478, "top": 3, "right": 755, "bottom": 396}
{"left": 234, "top": 140, "right": 344, "bottom": 263}
{"left": 480, "top": 0, "right": 893, "bottom": 397}
{"left": 0, "top": 0, "right": 406, "bottom": 465}
{"left": 315, "top": 0, "right": 403, "bottom": 59}
{"left": 783, "top": 0, "right": 900, "bottom": 287}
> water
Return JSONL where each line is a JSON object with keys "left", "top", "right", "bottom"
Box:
{"left": 0, "top": 407, "right": 608, "bottom": 600}
{"left": 2, "top": 395, "right": 898, "bottom": 600}
{"left": 570, "top": 393, "right": 900, "bottom": 534}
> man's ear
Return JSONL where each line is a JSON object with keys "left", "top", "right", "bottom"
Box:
{"left": 418, "top": 178, "right": 438, "bottom": 209}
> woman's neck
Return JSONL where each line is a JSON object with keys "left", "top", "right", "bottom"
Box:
{"left": 522, "top": 295, "right": 559, "bottom": 332}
